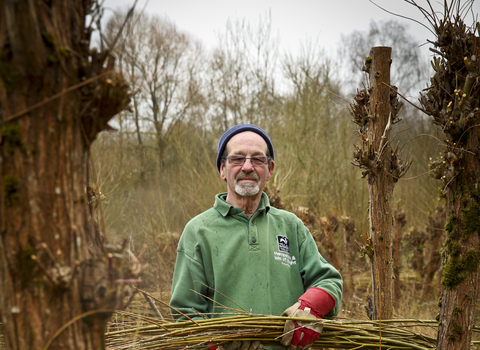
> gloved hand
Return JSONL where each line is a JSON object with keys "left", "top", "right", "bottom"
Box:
{"left": 280, "top": 288, "right": 336, "bottom": 350}
{"left": 219, "top": 340, "right": 263, "bottom": 350}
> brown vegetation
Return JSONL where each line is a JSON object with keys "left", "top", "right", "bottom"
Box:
{"left": 88, "top": 11, "right": 447, "bottom": 325}
{"left": 3, "top": 1, "right": 477, "bottom": 348}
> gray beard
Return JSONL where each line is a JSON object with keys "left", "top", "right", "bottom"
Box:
{"left": 235, "top": 182, "right": 260, "bottom": 197}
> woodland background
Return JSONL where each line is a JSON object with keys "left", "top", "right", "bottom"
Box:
{"left": 2, "top": 0, "right": 479, "bottom": 349}
{"left": 90, "top": 10, "right": 450, "bottom": 322}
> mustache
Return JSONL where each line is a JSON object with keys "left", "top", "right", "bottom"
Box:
{"left": 236, "top": 170, "right": 259, "bottom": 182}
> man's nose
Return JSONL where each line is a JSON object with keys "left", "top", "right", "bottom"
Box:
{"left": 241, "top": 158, "right": 255, "bottom": 172}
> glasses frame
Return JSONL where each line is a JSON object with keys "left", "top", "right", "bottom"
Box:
{"left": 225, "top": 155, "right": 270, "bottom": 167}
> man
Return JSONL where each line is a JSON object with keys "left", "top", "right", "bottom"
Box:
{"left": 170, "top": 124, "right": 343, "bottom": 350}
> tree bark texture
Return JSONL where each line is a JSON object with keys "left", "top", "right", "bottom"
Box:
{"left": 415, "top": 12, "right": 480, "bottom": 350}
{"left": 392, "top": 208, "right": 406, "bottom": 312}
{"left": 342, "top": 217, "right": 356, "bottom": 305}
{"left": 350, "top": 46, "right": 410, "bottom": 320}
{"left": 420, "top": 205, "right": 445, "bottom": 303}
{"left": 437, "top": 171, "right": 480, "bottom": 349}
{"left": 0, "top": 1, "right": 132, "bottom": 349}
{"left": 365, "top": 47, "right": 394, "bottom": 320}
{"left": 407, "top": 228, "right": 427, "bottom": 273}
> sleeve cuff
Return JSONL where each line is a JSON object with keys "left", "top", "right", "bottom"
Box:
{"left": 298, "top": 287, "right": 336, "bottom": 318}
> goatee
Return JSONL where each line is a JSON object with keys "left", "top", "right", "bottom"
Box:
{"left": 235, "top": 171, "right": 260, "bottom": 196}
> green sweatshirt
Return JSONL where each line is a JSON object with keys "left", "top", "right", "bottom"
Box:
{"left": 170, "top": 192, "right": 343, "bottom": 320}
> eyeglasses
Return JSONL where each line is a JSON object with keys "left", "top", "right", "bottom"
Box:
{"left": 225, "top": 155, "right": 269, "bottom": 167}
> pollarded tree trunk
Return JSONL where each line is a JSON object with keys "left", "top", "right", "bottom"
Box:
{"left": 437, "top": 168, "right": 480, "bottom": 350}
{"left": 342, "top": 217, "right": 356, "bottom": 305}
{"left": 350, "top": 46, "right": 410, "bottom": 320}
{"left": 366, "top": 48, "right": 394, "bottom": 320}
{"left": 407, "top": 228, "right": 427, "bottom": 274}
{"left": 392, "top": 208, "right": 406, "bottom": 312}
{"left": 413, "top": 5, "right": 480, "bottom": 349}
{"left": 420, "top": 205, "right": 445, "bottom": 303}
{"left": 0, "top": 1, "right": 134, "bottom": 349}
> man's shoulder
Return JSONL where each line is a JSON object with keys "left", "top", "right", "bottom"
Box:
{"left": 178, "top": 208, "right": 221, "bottom": 253}
{"left": 268, "top": 206, "right": 304, "bottom": 224}
{"left": 184, "top": 207, "right": 221, "bottom": 231}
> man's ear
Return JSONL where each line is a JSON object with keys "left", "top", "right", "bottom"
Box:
{"left": 266, "top": 160, "right": 275, "bottom": 181}
{"left": 220, "top": 163, "right": 227, "bottom": 181}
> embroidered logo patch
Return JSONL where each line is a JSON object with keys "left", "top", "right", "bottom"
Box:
{"left": 277, "top": 235, "right": 289, "bottom": 253}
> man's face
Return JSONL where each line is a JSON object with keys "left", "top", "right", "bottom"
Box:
{"left": 220, "top": 131, "right": 274, "bottom": 197}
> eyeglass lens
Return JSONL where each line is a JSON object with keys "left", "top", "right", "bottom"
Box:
{"left": 227, "top": 155, "right": 268, "bottom": 166}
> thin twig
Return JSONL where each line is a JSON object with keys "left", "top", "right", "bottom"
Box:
{"left": 132, "top": 286, "right": 202, "bottom": 327}
{"left": 391, "top": 126, "right": 413, "bottom": 143}
{"left": 43, "top": 309, "right": 115, "bottom": 350}
{"left": 382, "top": 82, "right": 427, "bottom": 113}
{"left": 370, "top": 0, "right": 436, "bottom": 35}
{"left": 377, "top": 112, "right": 393, "bottom": 160}
{"left": 457, "top": 124, "right": 480, "bottom": 145}
{"left": 88, "top": 148, "right": 109, "bottom": 244}
{"left": 106, "top": 0, "right": 139, "bottom": 51}
{"left": 194, "top": 280, "right": 248, "bottom": 313}
{"left": 189, "top": 289, "right": 245, "bottom": 314}
{"left": 140, "top": 291, "right": 164, "bottom": 320}
{"left": 304, "top": 70, "right": 350, "bottom": 104}
{"left": 1, "top": 71, "right": 113, "bottom": 124}
{"left": 443, "top": 172, "right": 459, "bottom": 192}
{"left": 400, "top": 133, "right": 445, "bottom": 154}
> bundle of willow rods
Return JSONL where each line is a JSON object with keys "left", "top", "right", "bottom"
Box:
{"left": 106, "top": 312, "right": 450, "bottom": 350}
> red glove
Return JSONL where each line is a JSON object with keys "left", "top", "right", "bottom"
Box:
{"left": 280, "top": 288, "right": 335, "bottom": 350}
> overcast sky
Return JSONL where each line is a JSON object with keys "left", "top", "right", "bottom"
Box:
{"left": 103, "top": 0, "right": 479, "bottom": 56}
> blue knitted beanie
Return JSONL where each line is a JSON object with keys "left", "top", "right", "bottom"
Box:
{"left": 216, "top": 124, "right": 274, "bottom": 172}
